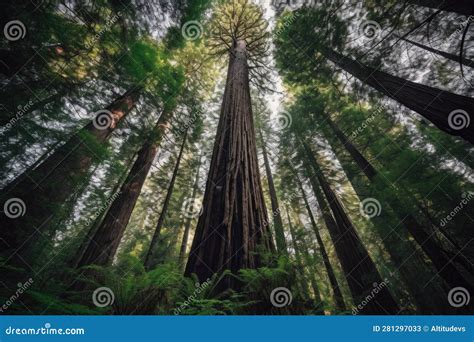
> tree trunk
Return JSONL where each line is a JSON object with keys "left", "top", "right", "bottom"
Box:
{"left": 76, "top": 110, "right": 171, "bottom": 267}
{"left": 325, "top": 116, "right": 377, "bottom": 180}
{"left": 185, "top": 40, "right": 274, "bottom": 289}
{"left": 178, "top": 155, "right": 202, "bottom": 272}
{"left": 259, "top": 127, "right": 288, "bottom": 255}
{"left": 293, "top": 167, "right": 346, "bottom": 311}
{"left": 321, "top": 47, "right": 474, "bottom": 144}
{"left": 302, "top": 141, "right": 399, "bottom": 314}
{"left": 144, "top": 130, "right": 188, "bottom": 270}
{"left": 405, "top": 0, "right": 474, "bottom": 15}
{"left": 0, "top": 88, "right": 140, "bottom": 267}
{"left": 323, "top": 116, "right": 472, "bottom": 312}
{"left": 396, "top": 35, "right": 474, "bottom": 67}
{"left": 69, "top": 152, "right": 136, "bottom": 269}
{"left": 285, "top": 207, "right": 311, "bottom": 301}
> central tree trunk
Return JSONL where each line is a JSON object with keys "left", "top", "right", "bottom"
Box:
{"left": 185, "top": 41, "right": 274, "bottom": 288}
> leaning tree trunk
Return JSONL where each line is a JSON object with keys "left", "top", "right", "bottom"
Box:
{"left": 325, "top": 116, "right": 377, "bottom": 180}
{"left": 77, "top": 110, "right": 172, "bottom": 267}
{"left": 178, "top": 155, "right": 202, "bottom": 271}
{"left": 395, "top": 35, "right": 474, "bottom": 67}
{"left": 323, "top": 115, "right": 472, "bottom": 312}
{"left": 69, "top": 152, "right": 137, "bottom": 269}
{"left": 405, "top": 0, "right": 474, "bottom": 15}
{"left": 0, "top": 87, "right": 140, "bottom": 267}
{"left": 144, "top": 130, "right": 188, "bottom": 270}
{"left": 302, "top": 141, "right": 399, "bottom": 314}
{"left": 259, "top": 127, "right": 288, "bottom": 255}
{"left": 185, "top": 41, "right": 274, "bottom": 288}
{"left": 292, "top": 167, "right": 346, "bottom": 311}
{"left": 321, "top": 47, "right": 474, "bottom": 144}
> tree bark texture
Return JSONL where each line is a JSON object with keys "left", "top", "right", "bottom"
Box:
{"left": 185, "top": 41, "right": 274, "bottom": 288}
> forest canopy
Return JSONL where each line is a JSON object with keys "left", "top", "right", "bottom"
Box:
{"left": 0, "top": 0, "right": 473, "bottom": 315}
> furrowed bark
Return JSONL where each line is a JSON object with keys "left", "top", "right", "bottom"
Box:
{"left": 185, "top": 41, "right": 274, "bottom": 289}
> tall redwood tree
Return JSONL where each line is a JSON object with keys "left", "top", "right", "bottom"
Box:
{"left": 185, "top": 0, "right": 274, "bottom": 288}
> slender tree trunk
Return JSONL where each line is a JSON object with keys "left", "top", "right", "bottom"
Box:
{"left": 69, "top": 152, "right": 137, "bottom": 269}
{"left": 293, "top": 167, "right": 346, "bottom": 311}
{"left": 259, "top": 127, "right": 288, "bottom": 255}
{"left": 144, "top": 130, "right": 188, "bottom": 270}
{"left": 396, "top": 35, "right": 474, "bottom": 67}
{"left": 178, "top": 156, "right": 202, "bottom": 271}
{"left": 325, "top": 116, "right": 377, "bottom": 180}
{"left": 302, "top": 141, "right": 399, "bottom": 314}
{"left": 405, "top": 0, "right": 474, "bottom": 15}
{"left": 185, "top": 41, "right": 274, "bottom": 288}
{"left": 323, "top": 116, "right": 473, "bottom": 312}
{"left": 321, "top": 47, "right": 474, "bottom": 144}
{"left": 0, "top": 88, "right": 141, "bottom": 266}
{"left": 285, "top": 207, "right": 311, "bottom": 300}
{"left": 76, "top": 110, "right": 172, "bottom": 267}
